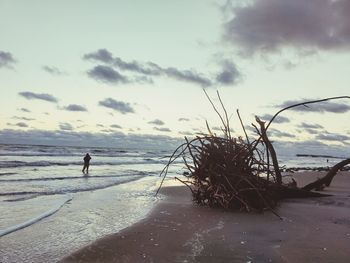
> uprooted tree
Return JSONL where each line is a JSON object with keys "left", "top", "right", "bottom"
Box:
{"left": 156, "top": 94, "right": 350, "bottom": 217}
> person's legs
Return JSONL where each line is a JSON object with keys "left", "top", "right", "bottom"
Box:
{"left": 82, "top": 164, "right": 87, "bottom": 173}
{"left": 86, "top": 164, "right": 90, "bottom": 173}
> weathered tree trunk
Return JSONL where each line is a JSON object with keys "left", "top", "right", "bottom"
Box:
{"left": 270, "top": 185, "right": 331, "bottom": 199}
{"left": 256, "top": 117, "right": 282, "bottom": 184}
{"left": 302, "top": 158, "right": 350, "bottom": 191}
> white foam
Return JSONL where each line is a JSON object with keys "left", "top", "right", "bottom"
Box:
{"left": 0, "top": 194, "right": 72, "bottom": 237}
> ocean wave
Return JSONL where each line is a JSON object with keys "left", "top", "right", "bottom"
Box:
{"left": 0, "top": 172, "right": 155, "bottom": 182}
{"left": 0, "top": 159, "right": 168, "bottom": 168}
{"left": 0, "top": 175, "right": 146, "bottom": 197}
{"left": 0, "top": 144, "right": 164, "bottom": 158}
{"left": 0, "top": 194, "right": 72, "bottom": 237}
{"left": 0, "top": 152, "right": 154, "bottom": 158}
{"left": 0, "top": 172, "right": 17, "bottom": 176}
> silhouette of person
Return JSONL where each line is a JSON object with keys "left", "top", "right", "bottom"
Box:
{"left": 82, "top": 153, "right": 91, "bottom": 174}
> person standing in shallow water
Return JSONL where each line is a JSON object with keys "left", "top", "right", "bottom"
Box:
{"left": 82, "top": 153, "right": 91, "bottom": 174}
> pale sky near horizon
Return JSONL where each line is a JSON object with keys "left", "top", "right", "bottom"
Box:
{"left": 1, "top": 0, "right": 350, "bottom": 152}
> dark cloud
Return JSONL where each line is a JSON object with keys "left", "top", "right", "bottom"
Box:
{"left": 0, "top": 129, "right": 181, "bottom": 150}
{"left": 16, "top": 122, "right": 28, "bottom": 128}
{"left": 18, "top": 108, "right": 31, "bottom": 113}
{"left": 244, "top": 125, "right": 257, "bottom": 134}
{"left": 83, "top": 49, "right": 114, "bottom": 63}
{"left": 211, "top": 126, "right": 234, "bottom": 133}
{"left": 302, "top": 128, "right": 321, "bottom": 135}
{"left": 100, "top": 129, "right": 116, "bottom": 133}
{"left": 59, "top": 123, "right": 74, "bottom": 131}
{"left": 316, "top": 133, "right": 350, "bottom": 142}
{"left": 154, "top": 127, "right": 171, "bottom": 132}
{"left": 269, "top": 128, "right": 296, "bottom": 138}
{"left": 84, "top": 49, "right": 239, "bottom": 87}
{"left": 178, "top": 118, "right": 190, "bottom": 122}
{"left": 19, "top": 91, "right": 58, "bottom": 103}
{"left": 7, "top": 122, "right": 28, "bottom": 128}
{"left": 273, "top": 139, "right": 350, "bottom": 158}
{"left": 113, "top": 57, "right": 161, "bottom": 76}
{"left": 179, "top": 131, "right": 194, "bottom": 136}
{"left": 42, "top": 66, "right": 65, "bottom": 76}
{"left": 148, "top": 119, "right": 165, "bottom": 126}
{"left": 96, "top": 124, "right": 104, "bottom": 128}
{"left": 0, "top": 51, "right": 16, "bottom": 68}
{"left": 277, "top": 99, "right": 350, "bottom": 113}
{"left": 212, "top": 126, "right": 222, "bottom": 131}
{"left": 10, "top": 122, "right": 28, "bottom": 128}
{"left": 110, "top": 124, "right": 122, "bottom": 129}
{"left": 163, "top": 67, "right": 212, "bottom": 87}
{"left": 12, "top": 116, "right": 35, "bottom": 121}
{"left": 99, "top": 98, "right": 135, "bottom": 114}
{"left": 224, "top": 0, "right": 350, "bottom": 54}
{"left": 216, "top": 61, "right": 241, "bottom": 85}
{"left": 87, "top": 65, "right": 128, "bottom": 84}
{"left": 298, "top": 122, "right": 324, "bottom": 129}
{"left": 63, "top": 104, "right": 88, "bottom": 112}
{"left": 259, "top": 114, "right": 290, "bottom": 124}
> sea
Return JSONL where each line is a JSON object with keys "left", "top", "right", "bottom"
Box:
{"left": 0, "top": 143, "right": 343, "bottom": 262}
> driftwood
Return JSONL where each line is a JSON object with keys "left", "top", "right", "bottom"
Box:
{"left": 302, "top": 158, "right": 350, "bottom": 191}
{"left": 157, "top": 94, "right": 350, "bottom": 217}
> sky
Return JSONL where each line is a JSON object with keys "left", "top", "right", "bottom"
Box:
{"left": 1, "top": 0, "right": 350, "bottom": 153}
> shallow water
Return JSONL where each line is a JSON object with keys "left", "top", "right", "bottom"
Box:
{"left": 0, "top": 144, "right": 182, "bottom": 262}
{"left": 0, "top": 176, "right": 166, "bottom": 262}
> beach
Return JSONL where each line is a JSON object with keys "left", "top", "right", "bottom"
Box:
{"left": 62, "top": 171, "right": 350, "bottom": 263}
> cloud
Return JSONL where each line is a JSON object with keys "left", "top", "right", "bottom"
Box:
{"left": 163, "top": 67, "right": 212, "bottom": 87}
{"left": 113, "top": 57, "right": 161, "bottom": 76}
{"left": 0, "top": 51, "right": 16, "bottom": 68}
{"left": 7, "top": 122, "right": 29, "bottom": 128}
{"left": 84, "top": 49, "right": 240, "bottom": 87}
{"left": 179, "top": 131, "right": 194, "bottom": 136}
{"left": 18, "top": 108, "right": 31, "bottom": 113}
{"left": 212, "top": 126, "right": 222, "bottom": 131}
{"left": 19, "top": 91, "right": 58, "bottom": 103}
{"left": 224, "top": 0, "right": 350, "bottom": 54}
{"left": 154, "top": 127, "right": 171, "bottom": 132}
{"left": 259, "top": 114, "right": 290, "bottom": 124}
{"left": 178, "top": 118, "right": 190, "bottom": 122}
{"left": 148, "top": 119, "right": 165, "bottom": 126}
{"left": 63, "top": 104, "right": 88, "bottom": 112}
{"left": 110, "top": 124, "right": 122, "bottom": 129}
{"left": 12, "top": 116, "right": 35, "bottom": 121}
{"left": 216, "top": 61, "right": 241, "bottom": 85}
{"left": 276, "top": 99, "right": 350, "bottom": 113}
{"left": 59, "top": 123, "right": 74, "bottom": 131}
{"left": 7, "top": 122, "right": 28, "bottom": 128}
{"left": 0, "top": 129, "right": 182, "bottom": 150}
{"left": 298, "top": 122, "right": 323, "bottom": 129}
{"left": 87, "top": 65, "right": 128, "bottom": 84}
{"left": 42, "top": 66, "right": 65, "bottom": 76}
{"left": 316, "top": 133, "right": 350, "bottom": 142}
{"left": 302, "top": 128, "right": 322, "bottom": 135}
{"left": 16, "top": 122, "right": 28, "bottom": 128}
{"left": 99, "top": 98, "right": 135, "bottom": 114}
{"left": 83, "top": 49, "right": 114, "bottom": 63}
{"left": 269, "top": 128, "right": 296, "bottom": 138}
{"left": 273, "top": 139, "right": 350, "bottom": 158}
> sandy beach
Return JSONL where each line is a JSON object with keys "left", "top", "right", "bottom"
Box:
{"left": 61, "top": 171, "right": 350, "bottom": 263}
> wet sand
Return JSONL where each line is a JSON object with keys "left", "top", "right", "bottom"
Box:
{"left": 62, "top": 172, "right": 350, "bottom": 263}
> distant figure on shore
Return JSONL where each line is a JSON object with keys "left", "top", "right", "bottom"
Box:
{"left": 82, "top": 153, "right": 91, "bottom": 174}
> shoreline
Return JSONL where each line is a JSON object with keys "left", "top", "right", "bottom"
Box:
{"left": 61, "top": 171, "right": 350, "bottom": 263}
